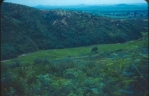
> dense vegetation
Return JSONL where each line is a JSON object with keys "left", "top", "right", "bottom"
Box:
{"left": 1, "top": 32, "right": 148, "bottom": 96}
{"left": 1, "top": 2, "right": 148, "bottom": 60}
{"left": 1, "top": 2, "right": 148, "bottom": 95}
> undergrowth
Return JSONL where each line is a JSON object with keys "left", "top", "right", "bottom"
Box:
{"left": 1, "top": 32, "right": 148, "bottom": 96}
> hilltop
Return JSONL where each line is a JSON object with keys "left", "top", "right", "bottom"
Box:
{"left": 1, "top": 2, "right": 148, "bottom": 60}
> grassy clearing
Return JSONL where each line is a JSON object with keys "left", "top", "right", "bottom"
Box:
{"left": 1, "top": 40, "right": 140, "bottom": 64}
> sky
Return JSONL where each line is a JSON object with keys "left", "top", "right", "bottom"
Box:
{"left": 4, "top": 0, "right": 147, "bottom": 6}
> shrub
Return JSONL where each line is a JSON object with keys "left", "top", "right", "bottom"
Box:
{"left": 34, "top": 58, "right": 50, "bottom": 65}
{"left": 91, "top": 47, "right": 98, "bottom": 53}
{"left": 9, "top": 60, "right": 20, "bottom": 69}
{"left": 33, "top": 58, "right": 42, "bottom": 64}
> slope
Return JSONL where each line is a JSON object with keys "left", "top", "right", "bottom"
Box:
{"left": 1, "top": 32, "right": 148, "bottom": 96}
{"left": 1, "top": 2, "right": 148, "bottom": 60}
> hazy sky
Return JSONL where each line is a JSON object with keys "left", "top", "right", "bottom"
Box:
{"left": 4, "top": 0, "right": 147, "bottom": 6}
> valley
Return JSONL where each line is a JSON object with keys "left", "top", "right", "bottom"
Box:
{"left": 1, "top": 2, "right": 148, "bottom": 60}
{"left": 1, "top": 2, "right": 148, "bottom": 96}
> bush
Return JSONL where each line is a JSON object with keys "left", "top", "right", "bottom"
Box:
{"left": 34, "top": 58, "right": 50, "bottom": 65}
{"left": 9, "top": 60, "right": 20, "bottom": 69}
{"left": 1, "top": 44, "right": 18, "bottom": 60}
{"left": 91, "top": 47, "right": 98, "bottom": 53}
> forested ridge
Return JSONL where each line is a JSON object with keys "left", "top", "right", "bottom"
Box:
{"left": 1, "top": 2, "right": 148, "bottom": 60}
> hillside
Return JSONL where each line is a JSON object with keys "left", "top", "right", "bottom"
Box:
{"left": 1, "top": 32, "right": 148, "bottom": 96}
{"left": 1, "top": 2, "right": 148, "bottom": 60}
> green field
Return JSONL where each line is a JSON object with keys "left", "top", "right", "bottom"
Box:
{"left": 1, "top": 32, "right": 148, "bottom": 96}
{"left": 1, "top": 39, "right": 142, "bottom": 64}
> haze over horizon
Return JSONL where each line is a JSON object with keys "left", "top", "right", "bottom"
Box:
{"left": 4, "top": 0, "right": 147, "bottom": 6}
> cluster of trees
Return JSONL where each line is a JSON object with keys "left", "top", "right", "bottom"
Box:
{"left": 1, "top": 2, "right": 148, "bottom": 60}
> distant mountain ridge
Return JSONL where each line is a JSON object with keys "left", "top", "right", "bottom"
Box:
{"left": 33, "top": 3, "right": 148, "bottom": 10}
{"left": 1, "top": 2, "right": 148, "bottom": 60}
{"left": 33, "top": 3, "right": 148, "bottom": 19}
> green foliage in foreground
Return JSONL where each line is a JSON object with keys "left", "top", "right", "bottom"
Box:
{"left": 1, "top": 33, "right": 148, "bottom": 96}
